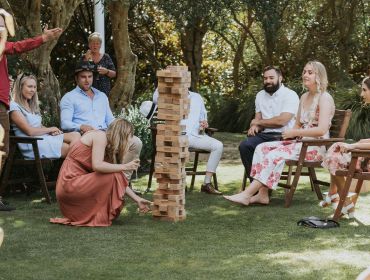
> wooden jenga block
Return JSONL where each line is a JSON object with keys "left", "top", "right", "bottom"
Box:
{"left": 155, "top": 152, "right": 187, "bottom": 164}
{"left": 156, "top": 126, "right": 187, "bottom": 136}
{"left": 157, "top": 69, "right": 189, "bottom": 78}
{"left": 154, "top": 162, "right": 186, "bottom": 174}
{"left": 156, "top": 146, "right": 188, "bottom": 155}
{"left": 156, "top": 135, "right": 189, "bottom": 148}
{"left": 157, "top": 95, "right": 188, "bottom": 106}
{"left": 156, "top": 176, "right": 186, "bottom": 185}
{"left": 157, "top": 99, "right": 189, "bottom": 111}
{"left": 166, "top": 65, "right": 188, "bottom": 71}
{"left": 157, "top": 84, "right": 189, "bottom": 95}
{"left": 154, "top": 170, "right": 186, "bottom": 180}
{"left": 157, "top": 181, "right": 186, "bottom": 191}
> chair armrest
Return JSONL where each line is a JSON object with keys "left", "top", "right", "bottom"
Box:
{"left": 351, "top": 149, "right": 370, "bottom": 158}
{"left": 205, "top": 127, "right": 218, "bottom": 136}
{"left": 10, "top": 135, "right": 44, "bottom": 144}
{"left": 299, "top": 138, "right": 345, "bottom": 147}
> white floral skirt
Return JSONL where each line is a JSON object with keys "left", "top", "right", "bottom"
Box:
{"left": 251, "top": 140, "right": 326, "bottom": 189}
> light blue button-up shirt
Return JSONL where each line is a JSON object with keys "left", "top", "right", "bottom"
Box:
{"left": 60, "top": 86, "right": 115, "bottom": 132}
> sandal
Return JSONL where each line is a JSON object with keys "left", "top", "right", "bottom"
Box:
{"left": 341, "top": 193, "right": 357, "bottom": 219}
{"left": 319, "top": 192, "right": 339, "bottom": 208}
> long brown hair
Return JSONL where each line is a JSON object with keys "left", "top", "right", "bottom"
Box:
{"left": 105, "top": 118, "right": 134, "bottom": 164}
{"left": 11, "top": 73, "right": 40, "bottom": 114}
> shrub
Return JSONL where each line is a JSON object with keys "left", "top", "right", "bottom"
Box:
{"left": 334, "top": 85, "right": 370, "bottom": 140}
{"left": 117, "top": 105, "right": 153, "bottom": 164}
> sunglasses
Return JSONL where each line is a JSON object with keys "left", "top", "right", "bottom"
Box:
{"left": 19, "top": 72, "right": 35, "bottom": 81}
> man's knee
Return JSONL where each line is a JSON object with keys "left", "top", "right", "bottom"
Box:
{"left": 212, "top": 139, "right": 223, "bottom": 152}
{"left": 239, "top": 139, "right": 253, "bottom": 153}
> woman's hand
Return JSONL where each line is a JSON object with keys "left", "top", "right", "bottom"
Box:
{"left": 282, "top": 128, "right": 298, "bottom": 139}
{"left": 84, "top": 49, "right": 92, "bottom": 61}
{"left": 47, "top": 127, "right": 62, "bottom": 135}
{"left": 97, "top": 66, "right": 109, "bottom": 76}
{"left": 339, "top": 143, "right": 355, "bottom": 153}
{"left": 199, "top": 120, "right": 209, "bottom": 129}
{"left": 123, "top": 159, "right": 140, "bottom": 171}
{"left": 137, "top": 198, "right": 152, "bottom": 214}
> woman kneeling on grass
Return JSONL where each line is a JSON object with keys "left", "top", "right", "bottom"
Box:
{"left": 320, "top": 77, "right": 370, "bottom": 218}
{"left": 50, "top": 118, "right": 151, "bottom": 227}
{"left": 224, "top": 61, "right": 335, "bottom": 206}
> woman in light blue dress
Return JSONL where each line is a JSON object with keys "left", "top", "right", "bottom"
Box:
{"left": 9, "top": 73, "right": 80, "bottom": 159}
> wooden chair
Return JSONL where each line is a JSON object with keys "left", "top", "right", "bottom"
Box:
{"left": 186, "top": 127, "right": 219, "bottom": 192}
{"left": 333, "top": 149, "right": 370, "bottom": 221}
{"left": 0, "top": 128, "right": 61, "bottom": 204}
{"left": 146, "top": 126, "right": 218, "bottom": 192}
{"left": 278, "top": 109, "right": 352, "bottom": 207}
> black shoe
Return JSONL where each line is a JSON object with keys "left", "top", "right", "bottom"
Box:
{"left": 201, "top": 183, "right": 222, "bottom": 195}
{"left": 0, "top": 200, "right": 16, "bottom": 211}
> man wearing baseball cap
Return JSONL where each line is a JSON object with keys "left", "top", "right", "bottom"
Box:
{"left": 60, "top": 60, "right": 142, "bottom": 181}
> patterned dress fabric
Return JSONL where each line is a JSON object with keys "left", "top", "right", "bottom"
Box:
{"left": 50, "top": 140, "right": 128, "bottom": 227}
{"left": 322, "top": 140, "right": 370, "bottom": 175}
{"left": 250, "top": 92, "right": 334, "bottom": 189}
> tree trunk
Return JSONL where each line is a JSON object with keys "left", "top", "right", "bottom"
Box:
{"left": 109, "top": 0, "right": 137, "bottom": 112}
{"left": 232, "top": 32, "right": 247, "bottom": 96}
{"left": 9, "top": 0, "right": 83, "bottom": 121}
{"left": 180, "top": 19, "right": 207, "bottom": 91}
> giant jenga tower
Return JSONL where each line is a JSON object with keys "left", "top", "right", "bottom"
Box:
{"left": 152, "top": 66, "right": 191, "bottom": 221}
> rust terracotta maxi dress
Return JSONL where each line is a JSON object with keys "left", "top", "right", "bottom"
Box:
{"left": 50, "top": 140, "right": 128, "bottom": 226}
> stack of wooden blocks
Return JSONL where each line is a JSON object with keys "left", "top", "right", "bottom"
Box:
{"left": 152, "top": 65, "right": 191, "bottom": 221}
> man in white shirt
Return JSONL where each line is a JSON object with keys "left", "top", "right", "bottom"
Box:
{"left": 239, "top": 66, "right": 299, "bottom": 184}
{"left": 153, "top": 89, "right": 223, "bottom": 195}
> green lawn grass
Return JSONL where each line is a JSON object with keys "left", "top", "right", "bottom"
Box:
{"left": 1, "top": 133, "right": 370, "bottom": 280}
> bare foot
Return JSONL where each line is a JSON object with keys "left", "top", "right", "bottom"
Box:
{"left": 223, "top": 193, "right": 251, "bottom": 206}
{"left": 249, "top": 194, "right": 269, "bottom": 205}
{"left": 138, "top": 198, "right": 152, "bottom": 214}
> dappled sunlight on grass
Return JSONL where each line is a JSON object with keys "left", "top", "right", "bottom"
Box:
{"left": 266, "top": 249, "right": 370, "bottom": 274}
{"left": 208, "top": 205, "right": 241, "bottom": 217}
{"left": 1, "top": 131, "right": 370, "bottom": 279}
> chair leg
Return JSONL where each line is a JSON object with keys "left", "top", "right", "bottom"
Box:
{"left": 242, "top": 169, "right": 247, "bottom": 191}
{"left": 286, "top": 166, "right": 293, "bottom": 185}
{"left": 146, "top": 150, "right": 156, "bottom": 193}
{"left": 32, "top": 144, "right": 51, "bottom": 204}
{"left": 190, "top": 152, "right": 199, "bottom": 192}
{"left": 213, "top": 173, "right": 218, "bottom": 190}
{"left": 352, "top": 179, "right": 364, "bottom": 205}
{"left": 308, "top": 167, "right": 323, "bottom": 200}
{"left": 284, "top": 164, "right": 304, "bottom": 208}
{"left": 333, "top": 176, "right": 357, "bottom": 221}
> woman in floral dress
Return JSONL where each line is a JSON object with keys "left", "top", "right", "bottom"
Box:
{"left": 224, "top": 61, "right": 335, "bottom": 206}
{"left": 320, "top": 77, "right": 370, "bottom": 217}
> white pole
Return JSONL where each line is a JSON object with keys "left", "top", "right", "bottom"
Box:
{"left": 94, "top": 0, "right": 105, "bottom": 53}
